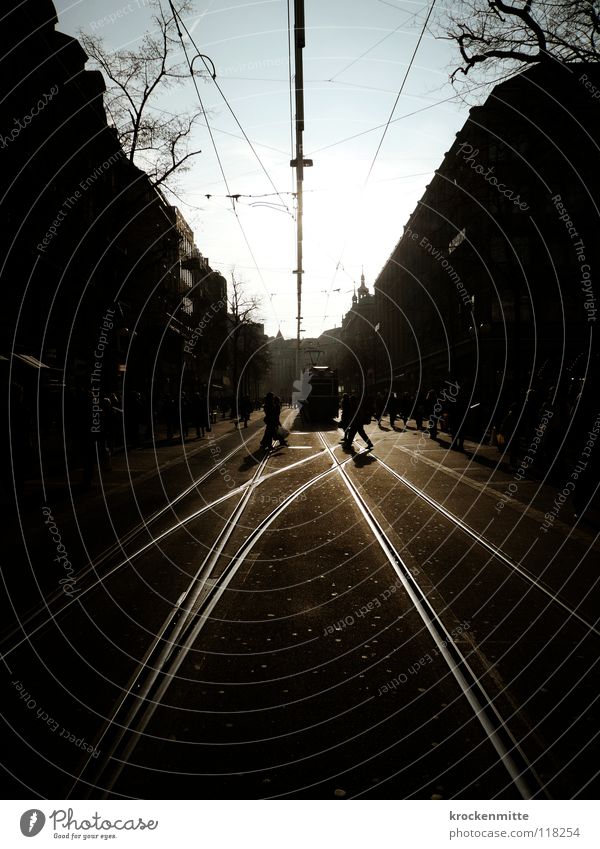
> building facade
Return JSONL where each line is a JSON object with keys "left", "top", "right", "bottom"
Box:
{"left": 374, "top": 62, "right": 600, "bottom": 420}
{"left": 0, "top": 0, "right": 231, "bottom": 477}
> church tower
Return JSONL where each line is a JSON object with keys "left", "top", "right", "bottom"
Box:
{"left": 357, "top": 268, "right": 369, "bottom": 301}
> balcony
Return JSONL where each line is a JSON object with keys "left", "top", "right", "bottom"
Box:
{"left": 180, "top": 248, "right": 209, "bottom": 272}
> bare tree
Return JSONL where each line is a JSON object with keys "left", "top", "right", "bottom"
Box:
{"left": 443, "top": 1, "right": 600, "bottom": 83}
{"left": 228, "top": 273, "right": 268, "bottom": 399}
{"left": 79, "top": 0, "right": 205, "bottom": 188}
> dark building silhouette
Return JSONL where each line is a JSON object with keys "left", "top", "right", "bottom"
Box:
{"left": 269, "top": 331, "right": 297, "bottom": 401}
{"left": 339, "top": 272, "right": 382, "bottom": 394}
{"left": 0, "top": 0, "right": 229, "bottom": 486}
{"left": 178, "top": 242, "right": 228, "bottom": 397}
{"left": 140, "top": 203, "right": 229, "bottom": 401}
{"left": 267, "top": 332, "right": 325, "bottom": 403}
{"left": 315, "top": 326, "right": 342, "bottom": 374}
{"left": 374, "top": 62, "right": 600, "bottom": 420}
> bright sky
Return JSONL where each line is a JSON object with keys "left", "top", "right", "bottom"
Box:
{"left": 53, "top": 0, "right": 476, "bottom": 338}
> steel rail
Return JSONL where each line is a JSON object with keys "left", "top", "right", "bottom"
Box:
{"left": 370, "top": 452, "right": 600, "bottom": 639}
{"left": 66, "top": 447, "right": 272, "bottom": 798}
{"left": 69, "top": 429, "right": 541, "bottom": 800}
{"left": 68, "top": 443, "right": 348, "bottom": 797}
{"left": 319, "top": 434, "right": 543, "bottom": 800}
{"left": 0, "top": 439, "right": 245, "bottom": 648}
{"left": 1, "top": 445, "right": 327, "bottom": 659}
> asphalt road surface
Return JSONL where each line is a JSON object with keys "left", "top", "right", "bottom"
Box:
{"left": 2, "top": 412, "right": 599, "bottom": 800}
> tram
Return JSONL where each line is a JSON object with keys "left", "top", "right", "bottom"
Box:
{"left": 300, "top": 365, "right": 339, "bottom": 421}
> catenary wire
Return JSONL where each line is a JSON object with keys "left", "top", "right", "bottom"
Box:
{"left": 311, "top": 72, "right": 515, "bottom": 155}
{"left": 364, "top": 0, "right": 438, "bottom": 186}
{"left": 164, "top": 0, "right": 282, "bottom": 317}
{"left": 169, "top": 1, "right": 292, "bottom": 217}
{"left": 328, "top": 3, "right": 428, "bottom": 82}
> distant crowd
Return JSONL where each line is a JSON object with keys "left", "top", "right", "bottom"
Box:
{"left": 4, "top": 377, "right": 597, "bottom": 521}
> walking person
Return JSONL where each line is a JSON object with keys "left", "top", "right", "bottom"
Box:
{"left": 163, "top": 395, "right": 176, "bottom": 440}
{"left": 274, "top": 395, "right": 288, "bottom": 446}
{"left": 191, "top": 392, "right": 209, "bottom": 439}
{"left": 538, "top": 385, "right": 569, "bottom": 475}
{"left": 425, "top": 389, "right": 439, "bottom": 440}
{"left": 260, "top": 392, "right": 280, "bottom": 450}
{"left": 399, "top": 392, "right": 411, "bottom": 430}
{"left": 448, "top": 383, "right": 468, "bottom": 451}
{"left": 179, "top": 392, "right": 191, "bottom": 440}
{"left": 77, "top": 389, "right": 99, "bottom": 488}
{"left": 387, "top": 392, "right": 398, "bottom": 429}
{"left": 339, "top": 392, "right": 351, "bottom": 432}
{"left": 124, "top": 390, "right": 143, "bottom": 447}
{"left": 414, "top": 394, "right": 425, "bottom": 431}
{"left": 240, "top": 395, "right": 252, "bottom": 428}
{"left": 375, "top": 392, "right": 385, "bottom": 426}
{"left": 343, "top": 394, "right": 374, "bottom": 450}
{"left": 499, "top": 389, "right": 538, "bottom": 470}
{"left": 99, "top": 396, "right": 115, "bottom": 471}
{"left": 571, "top": 386, "right": 599, "bottom": 519}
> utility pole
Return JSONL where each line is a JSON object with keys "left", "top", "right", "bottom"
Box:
{"left": 291, "top": 0, "right": 312, "bottom": 380}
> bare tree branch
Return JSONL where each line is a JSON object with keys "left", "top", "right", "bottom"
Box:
{"left": 442, "top": 1, "right": 600, "bottom": 86}
{"left": 79, "top": 0, "right": 205, "bottom": 187}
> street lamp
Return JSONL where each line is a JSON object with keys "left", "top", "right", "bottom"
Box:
{"left": 372, "top": 322, "right": 380, "bottom": 392}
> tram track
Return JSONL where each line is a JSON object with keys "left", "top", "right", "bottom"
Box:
{"left": 0, "top": 439, "right": 328, "bottom": 659}
{"left": 67, "top": 438, "right": 364, "bottom": 797}
{"left": 70, "top": 429, "right": 550, "bottom": 800}
{"left": 11, "top": 423, "right": 595, "bottom": 798}
{"left": 365, "top": 451, "right": 600, "bottom": 639}
{"left": 317, "top": 434, "right": 542, "bottom": 800}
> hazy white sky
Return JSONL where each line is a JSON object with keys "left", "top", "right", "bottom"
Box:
{"left": 53, "top": 0, "right": 477, "bottom": 338}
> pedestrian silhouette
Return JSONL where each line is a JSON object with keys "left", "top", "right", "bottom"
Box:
{"left": 260, "top": 392, "right": 279, "bottom": 449}
{"left": 239, "top": 395, "right": 252, "bottom": 428}
{"left": 387, "top": 392, "right": 398, "bottom": 429}
{"left": 339, "top": 392, "right": 351, "bottom": 431}
{"left": 375, "top": 392, "right": 385, "bottom": 426}
{"left": 425, "top": 389, "right": 439, "bottom": 440}
{"left": 191, "top": 392, "right": 209, "bottom": 438}
{"left": 448, "top": 383, "right": 468, "bottom": 451}
{"left": 343, "top": 394, "right": 373, "bottom": 450}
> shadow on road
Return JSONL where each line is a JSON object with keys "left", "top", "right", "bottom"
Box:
{"left": 288, "top": 413, "right": 340, "bottom": 433}
{"left": 238, "top": 449, "right": 266, "bottom": 471}
{"left": 353, "top": 452, "right": 376, "bottom": 467}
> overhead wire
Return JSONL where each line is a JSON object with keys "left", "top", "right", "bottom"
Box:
{"left": 317, "top": 10, "right": 516, "bottom": 337}
{"left": 315, "top": 94, "right": 457, "bottom": 153}
{"left": 167, "top": 2, "right": 234, "bottom": 210}
{"left": 377, "top": 0, "right": 430, "bottom": 9}
{"left": 287, "top": 0, "right": 298, "bottom": 306}
{"left": 169, "top": 2, "right": 292, "bottom": 217}
{"left": 165, "top": 0, "right": 283, "bottom": 319}
{"left": 311, "top": 73, "right": 516, "bottom": 154}
{"left": 328, "top": 4, "right": 426, "bottom": 81}
{"left": 319, "top": 0, "right": 437, "bottom": 333}
{"left": 364, "top": 0, "right": 438, "bottom": 186}
{"left": 147, "top": 78, "right": 490, "bottom": 162}
{"left": 150, "top": 101, "right": 289, "bottom": 155}
{"left": 163, "top": 1, "right": 495, "bottom": 339}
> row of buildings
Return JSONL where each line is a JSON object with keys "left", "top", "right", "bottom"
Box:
{"left": 1, "top": 0, "right": 231, "bottom": 404}
{"left": 4, "top": 1, "right": 598, "bottom": 445}
{"left": 372, "top": 61, "right": 599, "bottom": 415}
{"left": 1, "top": 0, "right": 276, "bottom": 479}
{"left": 273, "top": 61, "right": 599, "bottom": 427}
